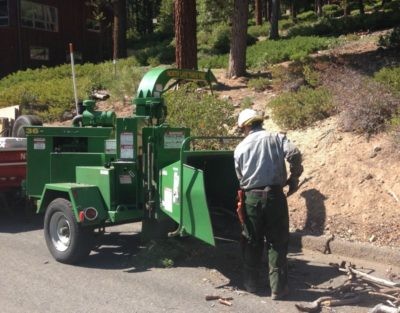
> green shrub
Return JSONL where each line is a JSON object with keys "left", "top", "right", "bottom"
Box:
{"left": 210, "top": 23, "right": 231, "bottom": 54}
{"left": 378, "top": 27, "right": 400, "bottom": 49}
{"left": 303, "top": 64, "right": 320, "bottom": 88}
{"left": 268, "top": 87, "right": 334, "bottom": 129}
{"left": 288, "top": 10, "right": 400, "bottom": 37}
{"left": 279, "top": 19, "right": 296, "bottom": 31}
{"left": 246, "top": 36, "right": 334, "bottom": 68}
{"left": 165, "top": 83, "right": 235, "bottom": 137}
{"left": 248, "top": 77, "right": 272, "bottom": 92}
{"left": 338, "top": 77, "right": 399, "bottom": 135}
{"left": 198, "top": 54, "right": 228, "bottom": 69}
{"left": 240, "top": 96, "right": 254, "bottom": 108}
{"left": 374, "top": 66, "right": 400, "bottom": 94}
{"left": 0, "top": 58, "right": 144, "bottom": 121}
{"left": 322, "top": 4, "right": 343, "bottom": 17}
{"left": 131, "top": 40, "right": 175, "bottom": 66}
{"left": 389, "top": 113, "right": 400, "bottom": 148}
{"left": 297, "top": 11, "right": 318, "bottom": 22}
{"left": 199, "top": 36, "right": 334, "bottom": 69}
{"left": 248, "top": 24, "right": 269, "bottom": 38}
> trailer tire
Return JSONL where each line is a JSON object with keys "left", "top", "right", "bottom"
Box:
{"left": 12, "top": 115, "right": 42, "bottom": 137}
{"left": 44, "top": 198, "right": 94, "bottom": 264}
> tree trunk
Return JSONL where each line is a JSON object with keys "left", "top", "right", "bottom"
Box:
{"left": 358, "top": 0, "right": 365, "bottom": 14}
{"left": 228, "top": 0, "right": 249, "bottom": 78}
{"left": 112, "top": 0, "right": 127, "bottom": 60}
{"left": 269, "top": 0, "right": 280, "bottom": 39}
{"left": 315, "top": 0, "right": 323, "bottom": 16}
{"left": 255, "top": 0, "right": 262, "bottom": 25}
{"left": 343, "top": 0, "right": 349, "bottom": 17}
{"left": 265, "top": 0, "right": 272, "bottom": 22}
{"left": 174, "top": 0, "right": 197, "bottom": 69}
{"left": 290, "top": 0, "right": 297, "bottom": 20}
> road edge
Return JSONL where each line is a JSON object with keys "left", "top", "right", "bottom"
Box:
{"left": 289, "top": 232, "right": 400, "bottom": 267}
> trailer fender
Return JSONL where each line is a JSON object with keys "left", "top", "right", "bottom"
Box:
{"left": 38, "top": 183, "right": 108, "bottom": 225}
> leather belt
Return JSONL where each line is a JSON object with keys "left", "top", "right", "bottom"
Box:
{"left": 245, "top": 185, "right": 282, "bottom": 196}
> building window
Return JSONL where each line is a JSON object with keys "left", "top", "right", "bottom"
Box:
{"left": 0, "top": 0, "right": 8, "bottom": 26}
{"left": 21, "top": 0, "right": 58, "bottom": 32}
{"left": 30, "top": 46, "right": 49, "bottom": 61}
{"left": 86, "top": 19, "right": 100, "bottom": 32}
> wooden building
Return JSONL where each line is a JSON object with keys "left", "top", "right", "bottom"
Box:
{"left": 0, "top": 0, "right": 112, "bottom": 78}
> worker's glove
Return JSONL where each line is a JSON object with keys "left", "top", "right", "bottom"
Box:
{"left": 286, "top": 176, "right": 300, "bottom": 196}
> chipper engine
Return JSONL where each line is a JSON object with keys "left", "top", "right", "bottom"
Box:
{"left": 25, "top": 68, "right": 241, "bottom": 264}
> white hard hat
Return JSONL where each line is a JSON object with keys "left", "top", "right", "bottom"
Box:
{"left": 237, "top": 109, "right": 263, "bottom": 127}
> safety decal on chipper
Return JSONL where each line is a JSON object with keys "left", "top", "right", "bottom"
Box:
{"left": 120, "top": 132, "right": 134, "bottom": 159}
{"left": 33, "top": 138, "right": 46, "bottom": 150}
{"left": 164, "top": 131, "right": 186, "bottom": 149}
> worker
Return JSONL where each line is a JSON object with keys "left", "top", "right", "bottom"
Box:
{"left": 234, "top": 108, "right": 303, "bottom": 300}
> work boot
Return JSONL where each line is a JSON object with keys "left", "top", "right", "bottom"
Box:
{"left": 243, "top": 269, "right": 258, "bottom": 293}
{"left": 271, "top": 285, "right": 289, "bottom": 300}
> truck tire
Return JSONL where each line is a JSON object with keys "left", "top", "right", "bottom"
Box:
{"left": 44, "top": 198, "right": 94, "bottom": 264}
{"left": 11, "top": 115, "right": 42, "bottom": 137}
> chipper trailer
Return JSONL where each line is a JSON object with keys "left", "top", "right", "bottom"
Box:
{"left": 25, "top": 68, "right": 241, "bottom": 264}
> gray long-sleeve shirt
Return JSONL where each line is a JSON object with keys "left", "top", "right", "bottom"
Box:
{"left": 234, "top": 127, "right": 303, "bottom": 190}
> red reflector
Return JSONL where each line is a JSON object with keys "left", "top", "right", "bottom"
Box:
{"left": 79, "top": 211, "right": 85, "bottom": 222}
{"left": 84, "top": 207, "right": 98, "bottom": 221}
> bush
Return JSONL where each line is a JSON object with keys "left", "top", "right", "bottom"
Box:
{"left": 248, "top": 77, "right": 272, "bottom": 92}
{"left": 165, "top": 83, "right": 235, "bottom": 137}
{"left": 0, "top": 58, "right": 144, "bottom": 121}
{"left": 210, "top": 23, "right": 231, "bottom": 54}
{"left": 374, "top": 66, "right": 400, "bottom": 94}
{"left": 248, "top": 24, "right": 269, "bottom": 38}
{"left": 246, "top": 36, "right": 335, "bottom": 68}
{"left": 297, "top": 11, "right": 318, "bottom": 22}
{"left": 303, "top": 64, "right": 320, "bottom": 88}
{"left": 198, "top": 54, "right": 228, "bottom": 69}
{"left": 322, "top": 4, "right": 343, "bottom": 17}
{"left": 338, "top": 78, "right": 399, "bottom": 135}
{"left": 288, "top": 10, "right": 400, "bottom": 37}
{"left": 389, "top": 113, "right": 400, "bottom": 148}
{"left": 130, "top": 40, "right": 175, "bottom": 66}
{"left": 378, "top": 27, "right": 400, "bottom": 49}
{"left": 268, "top": 87, "right": 334, "bottom": 129}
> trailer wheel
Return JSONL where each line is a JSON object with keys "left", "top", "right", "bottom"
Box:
{"left": 12, "top": 115, "right": 42, "bottom": 137}
{"left": 44, "top": 198, "right": 94, "bottom": 264}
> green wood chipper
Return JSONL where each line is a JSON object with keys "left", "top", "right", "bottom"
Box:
{"left": 25, "top": 68, "right": 241, "bottom": 264}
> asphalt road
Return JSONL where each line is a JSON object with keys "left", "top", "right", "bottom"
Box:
{"left": 0, "top": 211, "right": 389, "bottom": 313}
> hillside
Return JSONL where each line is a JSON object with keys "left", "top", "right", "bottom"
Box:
{"left": 213, "top": 31, "right": 400, "bottom": 248}
{"left": 92, "top": 30, "right": 400, "bottom": 248}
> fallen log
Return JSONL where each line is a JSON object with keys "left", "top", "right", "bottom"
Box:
{"left": 338, "top": 267, "right": 400, "bottom": 288}
{"left": 295, "top": 295, "right": 361, "bottom": 312}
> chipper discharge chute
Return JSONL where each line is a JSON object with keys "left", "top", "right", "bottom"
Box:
{"left": 25, "top": 68, "right": 241, "bottom": 264}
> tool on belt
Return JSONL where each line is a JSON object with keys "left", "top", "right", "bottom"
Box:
{"left": 236, "top": 189, "right": 249, "bottom": 239}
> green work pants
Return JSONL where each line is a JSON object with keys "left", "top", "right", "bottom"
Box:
{"left": 242, "top": 187, "right": 289, "bottom": 294}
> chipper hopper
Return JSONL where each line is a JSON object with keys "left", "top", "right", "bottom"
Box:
{"left": 25, "top": 68, "right": 241, "bottom": 264}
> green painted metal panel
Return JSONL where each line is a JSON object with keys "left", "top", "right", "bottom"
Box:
{"left": 76, "top": 166, "right": 115, "bottom": 211}
{"left": 182, "top": 165, "right": 215, "bottom": 245}
{"left": 135, "top": 68, "right": 217, "bottom": 100}
{"left": 159, "top": 161, "right": 215, "bottom": 246}
{"left": 108, "top": 208, "right": 143, "bottom": 223}
{"left": 113, "top": 161, "right": 137, "bottom": 208}
{"left": 25, "top": 126, "right": 113, "bottom": 198}
{"left": 50, "top": 153, "right": 106, "bottom": 184}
